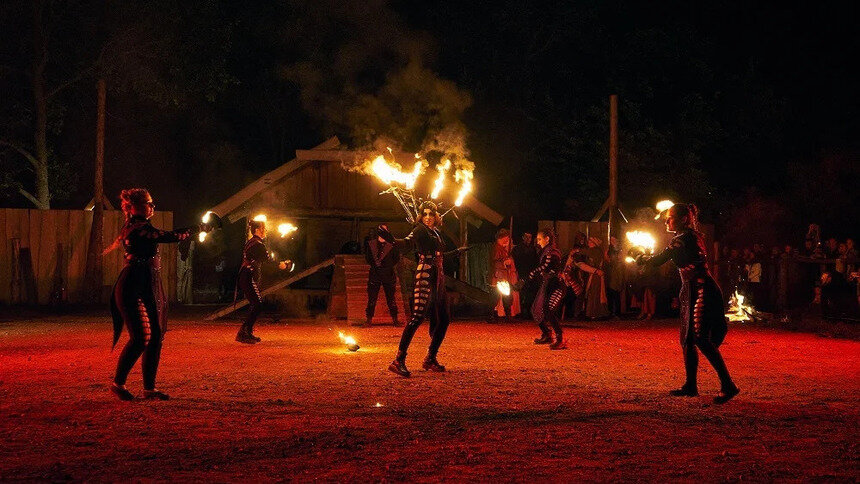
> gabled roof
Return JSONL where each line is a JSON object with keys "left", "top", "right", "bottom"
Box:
{"left": 210, "top": 137, "right": 503, "bottom": 226}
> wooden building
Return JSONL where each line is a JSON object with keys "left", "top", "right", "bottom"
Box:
{"left": 201, "top": 137, "right": 503, "bottom": 320}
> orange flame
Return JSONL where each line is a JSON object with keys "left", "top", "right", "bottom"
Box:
{"left": 431, "top": 159, "right": 451, "bottom": 199}
{"left": 454, "top": 168, "right": 473, "bottom": 206}
{"left": 370, "top": 155, "right": 425, "bottom": 189}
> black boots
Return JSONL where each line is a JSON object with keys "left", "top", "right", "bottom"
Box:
{"left": 549, "top": 336, "right": 567, "bottom": 350}
{"left": 236, "top": 326, "right": 257, "bottom": 344}
{"left": 713, "top": 385, "right": 740, "bottom": 404}
{"left": 143, "top": 389, "right": 170, "bottom": 400}
{"left": 422, "top": 356, "right": 446, "bottom": 372}
{"left": 111, "top": 383, "right": 135, "bottom": 401}
{"left": 669, "top": 385, "right": 699, "bottom": 397}
{"left": 388, "top": 351, "right": 411, "bottom": 377}
{"left": 534, "top": 323, "right": 552, "bottom": 344}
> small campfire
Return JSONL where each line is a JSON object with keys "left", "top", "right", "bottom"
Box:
{"left": 338, "top": 331, "right": 360, "bottom": 352}
{"left": 726, "top": 290, "right": 756, "bottom": 322}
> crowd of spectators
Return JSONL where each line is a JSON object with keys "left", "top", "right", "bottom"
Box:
{"left": 507, "top": 223, "right": 859, "bottom": 323}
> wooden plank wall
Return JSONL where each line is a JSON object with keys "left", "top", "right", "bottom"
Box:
{"left": 0, "top": 209, "right": 175, "bottom": 305}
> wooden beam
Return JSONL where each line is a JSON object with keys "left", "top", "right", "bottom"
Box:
{"left": 208, "top": 137, "right": 340, "bottom": 218}
{"left": 226, "top": 207, "right": 406, "bottom": 224}
{"left": 461, "top": 194, "right": 503, "bottom": 226}
{"left": 204, "top": 257, "right": 336, "bottom": 320}
{"left": 591, "top": 198, "right": 610, "bottom": 222}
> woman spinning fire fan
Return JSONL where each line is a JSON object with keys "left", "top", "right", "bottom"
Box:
{"left": 636, "top": 203, "right": 740, "bottom": 404}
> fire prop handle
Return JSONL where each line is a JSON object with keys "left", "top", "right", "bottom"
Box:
{"left": 380, "top": 186, "right": 419, "bottom": 224}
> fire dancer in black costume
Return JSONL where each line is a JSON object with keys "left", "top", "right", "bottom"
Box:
{"left": 236, "top": 218, "right": 293, "bottom": 344}
{"left": 108, "top": 188, "right": 213, "bottom": 401}
{"left": 362, "top": 224, "right": 402, "bottom": 327}
{"left": 519, "top": 228, "right": 569, "bottom": 350}
{"left": 637, "top": 203, "right": 740, "bottom": 404}
{"left": 384, "top": 201, "right": 459, "bottom": 377}
{"left": 559, "top": 240, "right": 603, "bottom": 321}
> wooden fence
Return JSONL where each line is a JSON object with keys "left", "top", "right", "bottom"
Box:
{"left": 0, "top": 209, "right": 175, "bottom": 305}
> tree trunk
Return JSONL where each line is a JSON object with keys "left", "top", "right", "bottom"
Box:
{"left": 31, "top": 0, "right": 50, "bottom": 209}
{"left": 84, "top": 79, "right": 107, "bottom": 303}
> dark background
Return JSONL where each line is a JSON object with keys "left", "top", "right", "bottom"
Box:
{"left": 1, "top": 1, "right": 857, "bottom": 245}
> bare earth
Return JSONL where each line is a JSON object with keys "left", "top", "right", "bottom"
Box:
{"left": 0, "top": 315, "right": 857, "bottom": 482}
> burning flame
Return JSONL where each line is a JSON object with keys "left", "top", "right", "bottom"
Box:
{"left": 278, "top": 223, "right": 298, "bottom": 237}
{"left": 626, "top": 231, "right": 656, "bottom": 253}
{"left": 338, "top": 331, "right": 357, "bottom": 346}
{"left": 199, "top": 211, "right": 215, "bottom": 242}
{"left": 370, "top": 155, "right": 425, "bottom": 189}
{"left": 624, "top": 256, "right": 635, "bottom": 264}
{"left": 496, "top": 280, "right": 511, "bottom": 296}
{"left": 454, "top": 168, "right": 473, "bottom": 206}
{"left": 431, "top": 159, "right": 451, "bottom": 199}
{"left": 726, "top": 290, "right": 755, "bottom": 322}
{"left": 654, "top": 200, "right": 675, "bottom": 219}
{"left": 252, "top": 214, "right": 267, "bottom": 222}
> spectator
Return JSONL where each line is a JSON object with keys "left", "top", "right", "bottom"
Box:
{"left": 512, "top": 232, "right": 539, "bottom": 318}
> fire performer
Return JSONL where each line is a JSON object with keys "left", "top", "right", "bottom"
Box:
{"left": 236, "top": 218, "right": 293, "bottom": 344}
{"left": 383, "top": 201, "right": 459, "bottom": 377}
{"left": 637, "top": 203, "right": 740, "bottom": 404}
{"left": 488, "top": 228, "right": 520, "bottom": 323}
{"left": 108, "top": 188, "right": 214, "bottom": 401}
{"left": 519, "top": 228, "right": 567, "bottom": 350}
{"left": 560, "top": 240, "right": 603, "bottom": 321}
{"left": 362, "top": 224, "right": 402, "bottom": 327}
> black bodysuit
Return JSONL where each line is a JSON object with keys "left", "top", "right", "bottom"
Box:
{"left": 110, "top": 215, "right": 197, "bottom": 390}
{"left": 642, "top": 228, "right": 735, "bottom": 391}
{"left": 395, "top": 224, "right": 450, "bottom": 360}
{"left": 527, "top": 244, "right": 565, "bottom": 340}
{"left": 237, "top": 235, "right": 269, "bottom": 334}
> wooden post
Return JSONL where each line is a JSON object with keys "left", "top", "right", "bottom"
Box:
{"left": 608, "top": 94, "right": 618, "bottom": 245}
{"left": 84, "top": 79, "right": 106, "bottom": 302}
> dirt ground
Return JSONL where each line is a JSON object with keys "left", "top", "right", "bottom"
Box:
{"left": 0, "top": 313, "right": 857, "bottom": 482}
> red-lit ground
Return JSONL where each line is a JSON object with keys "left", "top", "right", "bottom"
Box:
{"left": 0, "top": 315, "right": 857, "bottom": 481}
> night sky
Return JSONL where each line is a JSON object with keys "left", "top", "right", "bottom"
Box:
{"left": 1, "top": 1, "right": 857, "bottom": 242}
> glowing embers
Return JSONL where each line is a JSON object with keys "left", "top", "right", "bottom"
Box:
{"left": 496, "top": 280, "right": 511, "bottom": 296}
{"left": 338, "top": 331, "right": 360, "bottom": 352}
{"left": 726, "top": 290, "right": 756, "bottom": 322}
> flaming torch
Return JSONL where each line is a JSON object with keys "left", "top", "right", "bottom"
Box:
{"left": 625, "top": 230, "right": 657, "bottom": 263}
{"left": 654, "top": 200, "right": 675, "bottom": 220}
{"left": 367, "top": 151, "right": 428, "bottom": 223}
{"left": 277, "top": 222, "right": 298, "bottom": 238}
{"left": 496, "top": 280, "right": 511, "bottom": 296}
{"left": 338, "top": 331, "right": 360, "bottom": 352}
{"left": 198, "top": 211, "right": 223, "bottom": 243}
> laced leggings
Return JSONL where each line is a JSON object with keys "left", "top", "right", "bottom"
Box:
{"left": 397, "top": 262, "right": 449, "bottom": 359}
{"left": 114, "top": 296, "right": 162, "bottom": 390}
{"left": 681, "top": 280, "right": 734, "bottom": 390}
{"left": 538, "top": 285, "right": 566, "bottom": 339}
{"left": 238, "top": 268, "right": 262, "bottom": 333}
